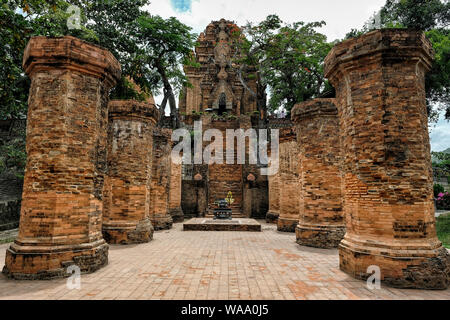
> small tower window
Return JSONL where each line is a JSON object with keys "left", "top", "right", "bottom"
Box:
{"left": 218, "top": 92, "right": 227, "bottom": 115}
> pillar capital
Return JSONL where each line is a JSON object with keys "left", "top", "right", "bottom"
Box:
{"left": 292, "top": 98, "right": 338, "bottom": 122}
{"left": 324, "top": 29, "right": 434, "bottom": 85}
{"left": 108, "top": 100, "right": 159, "bottom": 124}
{"left": 23, "top": 36, "right": 121, "bottom": 86}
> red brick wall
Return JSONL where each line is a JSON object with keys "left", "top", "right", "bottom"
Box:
{"left": 4, "top": 36, "right": 120, "bottom": 279}
{"left": 292, "top": 99, "right": 345, "bottom": 247}
{"left": 277, "top": 129, "right": 300, "bottom": 232}
{"left": 102, "top": 100, "right": 158, "bottom": 244}
{"left": 325, "top": 29, "right": 449, "bottom": 289}
{"left": 149, "top": 128, "right": 173, "bottom": 230}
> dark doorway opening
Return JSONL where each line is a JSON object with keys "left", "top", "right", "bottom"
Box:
{"left": 218, "top": 92, "right": 227, "bottom": 115}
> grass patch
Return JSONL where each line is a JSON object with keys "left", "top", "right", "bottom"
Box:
{"left": 0, "top": 238, "right": 15, "bottom": 245}
{"left": 436, "top": 212, "right": 450, "bottom": 249}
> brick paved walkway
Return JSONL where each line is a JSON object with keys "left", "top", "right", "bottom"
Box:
{"left": 0, "top": 221, "right": 449, "bottom": 300}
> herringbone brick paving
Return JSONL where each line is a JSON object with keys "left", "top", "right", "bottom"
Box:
{"left": 0, "top": 221, "right": 449, "bottom": 300}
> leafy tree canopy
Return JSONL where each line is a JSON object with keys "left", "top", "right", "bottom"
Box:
{"left": 133, "top": 13, "right": 197, "bottom": 118}
{"left": 233, "top": 14, "right": 333, "bottom": 116}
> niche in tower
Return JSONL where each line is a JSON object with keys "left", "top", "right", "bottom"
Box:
{"left": 218, "top": 92, "right": 227, "bottom": 115}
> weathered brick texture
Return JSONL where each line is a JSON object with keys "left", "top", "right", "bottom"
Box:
{"left": 169, "top": 161, "right": 184, "bottom": 222}
{"left": 325, "top": 29, "right": 449, "bottom": 289}
{"left": 3, "top": 36, "right": 120, "bottom": 279}
{"left": 292, "top": 99, "right": 345, "bottom": 248}
{"left": 102, "top": 100, "right": 158, "bottom": 244}
{"left": 266, "top": 171, "right": 280, "bottom": 224}
{"left": 149, "top": 128, "right": 173, "bottom": 230}
{"left": 277, "top": 128, "right": 299, "bottom": 232}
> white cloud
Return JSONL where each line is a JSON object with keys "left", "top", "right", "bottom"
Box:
{"left": 430, "top": 114, "right": 450, "bottom": 152}
{"left": 146, "top": 0, "right": 386, "bottom": 112}
{"left": 145, "top": 0, "right": 450, "bottom": 153}
{"left": 146, "top": 0, "right": 386, "bottom": 40}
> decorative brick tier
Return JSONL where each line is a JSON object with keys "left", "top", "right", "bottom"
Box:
{"left": 325, "top": 29, "right": 450, "bottom": 289}
{"left": 292, "top": 99, "right": 345, "bottom": 248}
{"left": 3, "top": 36, "right": 121, "bottom": 279}
{"left": 183, "top": 218, "right": 261, "bottom": 232}
{"left": 169, "top": 161, "right": 184, "bottom": 223}
{"left": 277, "top": 128, "right": 299, "bottom": 233}
{"left": 102, "top": 100, "right": 159, "bottom": 244}
{"left": 149, "top": 128, "right": 174, "bottom": 230}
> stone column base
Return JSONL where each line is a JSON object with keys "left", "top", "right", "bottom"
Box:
{"left": 296, "top": 224, "right": 345, "bottom": 249}
{"left": 169, "top": 207, "right": 184, "bottom": 223}
{"left": 277, "top": 218, "right": 298, "bottom": 233}
{"left": 265, "top": 211, "right": 279, "bottom": 224}
{"left": 339, "top": 237, "right": 450, "bottom": 289}
{"left": 3, "top": 239, "right": 108, "bottom": 280}
{"left": 151, "top": 215, "right": 173, "bottom": 230}
{"left": 102, "top": 218, "right": 154, "bottom": 245}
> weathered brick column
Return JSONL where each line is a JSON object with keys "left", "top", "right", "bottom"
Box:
{"left": 169, "top": 161, "right": 184, "bottom": 223}
{"left": 292, "top": 99, "right": 345, "bottom": 248}
{"left": 277, "top": 128, "right": 300, "bottom": 232}
{"left": 149, "top": 128, "right": 173, "bottom": 230}
{"left": 266, "top": 162, "right": 280, "bottom": 224}
{"left": 325, "top": 29, "right": 450, "bottom": 289}
{"left": 3, "top": 36, "right": 121, "bottom": 279}
{"left": 102, "top": 100, "right": 158, "bottom": 244}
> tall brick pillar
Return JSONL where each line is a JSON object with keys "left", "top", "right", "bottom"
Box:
{"left": 266, "top": 171, "right": 280, "bottom": 224}
{"left": 325, "top": 29, "right": 449, "bottom": 289}
{"left": 292, "top": 99, "right": 345, "bottom": 248}
{"left": 102, "top": 100, "right": 158, "bottom": 244}
{"left": 149, "top": 128, "right": 173, "bottom": 230}
{"left": 3, "top": 36, "right": 121, "bottom": 279}
{"left": 277, "top": 128, "right": 300, "bottom": 232}
{"left": 169, "top": 161, "right": 184, "bottom": 223}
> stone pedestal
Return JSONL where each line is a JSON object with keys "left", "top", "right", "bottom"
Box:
{"left": 292, "top": 99, "right": 345, "bottom": 248}
{"left": 266, "top": 159, "right": 280, "bottom": 224}
{"left": 102, "top": 100, "right": 158, "bottom": 244}
{"left": 325, "top": 29, "right": 449, "bottom": 289}
{"left": 277, "top": 128, "right": 299, "bottom": 233}
{"left": 169, "top": 161, "right": 184, "bottom": 223}
{"left": 149, "top": 128, "right": 173, "bottom": 230}
{"left": 3, "top": 36, "right": 120, "bottom": 279}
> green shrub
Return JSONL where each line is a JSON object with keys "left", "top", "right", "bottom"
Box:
{"left": 436, "top": 213, "right": 450, "bottom": 249}
{"left": 434, "top": 184, "right": 445, "bottom": 197}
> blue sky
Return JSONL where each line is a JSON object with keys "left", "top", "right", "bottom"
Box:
{"left": 171, "top": 0, "right": 192, "bottom": 12}
{"left": 429, "top": 113, "right": 450, "bottom": 152}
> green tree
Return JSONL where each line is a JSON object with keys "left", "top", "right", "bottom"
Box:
{"left": 133, "top": 14, "right": 197, "bottom": 119}
{"left": 233, "top": 15, "right": 333, "bottom": 116}
{"left": 68, "top": 0, "right": 154, "bottom": 101}
{"left": 380, "top": 0, "right": 449, "bottom": 30}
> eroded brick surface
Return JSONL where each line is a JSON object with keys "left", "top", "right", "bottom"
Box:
{"left": 102, "top": 100, "right": 159, "bottom": 244}
{"left": 149, "top": 129, "right": 173, "bottom": 230}
{"left": 3, "top": 36, "right": 120, "bottom": 279}
{"left": 169, "top": 162, "right": 184, "bottom": 223}
{"left": 325, "top": 29, "right": 449, "bottom": 289}
{"left": 277, "top": 128, "right": 299, "bottom": 233}
{"left": 292, "top": 99, "right": 345, "bottom": 248}
{"left": 266, "top": 172, "right": 280, "bottom": 224}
